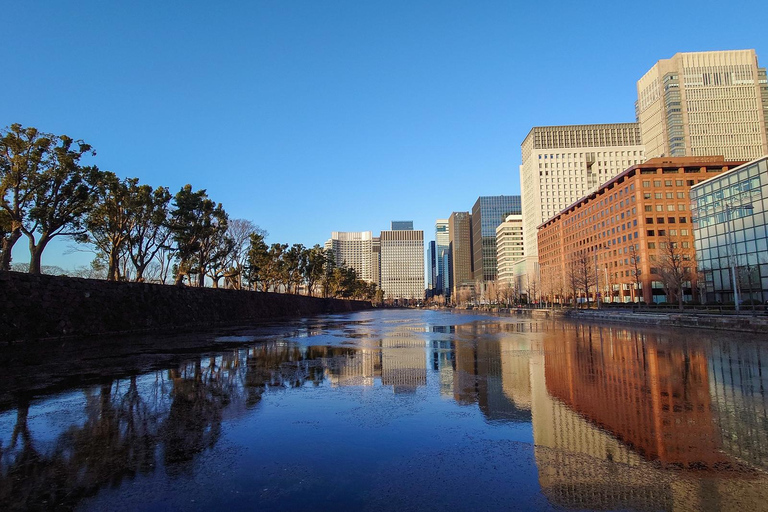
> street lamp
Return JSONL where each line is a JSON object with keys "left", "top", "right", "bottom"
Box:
{"left": 723, "top": 202, "right": 754, "bottom": 312}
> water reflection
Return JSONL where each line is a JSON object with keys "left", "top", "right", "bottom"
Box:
{"left": 533, "top": 323, "right": 768, "bottom": 511}
{"left": 0, "top": 313, "right": 766, "bottom": 511}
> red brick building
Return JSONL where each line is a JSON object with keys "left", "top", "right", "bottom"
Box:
{"left": 537, "top": 157, "right": 744, "bottom": 304}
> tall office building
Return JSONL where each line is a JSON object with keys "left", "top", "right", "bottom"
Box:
{"left": 471, "top": 196, "right": 522, "bottom": 283}
{"left": 520, "top": 124, "right": 645, "bottom": 287}
{"left": 637, "top": 49, "right": 768, "bottom": 161}
{"left": 448, "top": 212, "right": 473, "bottom": 298}
{"left": 371, "top": 237, "right": 381, "bottom": 288}
{"left": 435, "top": 219, "right": 450, "bottom": 296}
{"left": 426, "top": 241, "right": 437, "bottom": 297}
{"left": 380, "top": 222, "right": 424, "bottom": 302}
{"left": 325, "top": 231, "right": 374, "bottom": 282}
{"left": 495, "top": 214, "right": 524, "bottom": 286}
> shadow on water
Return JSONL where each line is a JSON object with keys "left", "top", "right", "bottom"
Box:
{"left": 0, "top": 310, "right": 766, "bottom": 511}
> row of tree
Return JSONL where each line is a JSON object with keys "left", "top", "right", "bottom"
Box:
{"left": 1, "top": 124, "right": 378, "bottom": 300}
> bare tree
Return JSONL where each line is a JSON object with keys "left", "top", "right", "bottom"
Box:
{"left": 657, "top": 233, "right": 691, "bottom": 310}
{"left": 628, "top": 243, "right": 642, "bottom": 303}
{"left": 567, "top": 253, "right": 594, "bottom": 307}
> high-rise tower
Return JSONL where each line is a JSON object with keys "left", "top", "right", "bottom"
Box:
{"left": 636, "top": 49, "right": 768, "bottom": 160}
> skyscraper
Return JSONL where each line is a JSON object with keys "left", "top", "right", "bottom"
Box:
{"left": 435, "top": 219, "right": 450, "bottom": 296}
{"left": 519, "top": 124, "right": 645, "bottom": 288}
{"left": 637, "top": 49, "right": 768, "bottom": 161}
{"left": 325, "top": 231, "right": 374, "bottom": 282}
{"left": 380, "top": 222, "right": 424, "bottom": 302}
{"left": 426, "top": 240, "right": 437, "bottom": 297}
{"left": 471, "top": 195, "right": 522, "bottom": 283}
{"left": 495, "top": 214, "right": 524, "bottom": 286}
{"left": 448, "top": 212, "right": 473, "bottom": 298}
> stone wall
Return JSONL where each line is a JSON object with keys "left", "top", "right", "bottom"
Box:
{"left": 564, "top": 309, "right": 768, "bottom": 333}
{"left": 0, "top": 271, "right": 372, "bottom": 342}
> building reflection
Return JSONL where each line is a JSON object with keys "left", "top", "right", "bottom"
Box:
{"left": 452, "top": 322, "right": 532, "bottom": 423}
{"left": 532, "top": 323, "right": 768, "bottom": 511}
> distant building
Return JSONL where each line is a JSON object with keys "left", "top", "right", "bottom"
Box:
{"left": 391, "top": 221, "right": 414, "bottom": 231}
{"left": 371, "top": 237, "right": 381, "bottom": 287}
{"left": 426, "top": 241, "right": 437, "bottom": 297}
{"left": 637, "top": 49, "right": 768, "bottom": 161}
{"left": 471, "top": 195, "right": 522, "bottom": 283}
{"left": 435, "top": 219, "right": 450, "bottom": 297}
{"left": 380, "top": 223, "right": 424, "bottom": 302}
{"left": 325, "top": 231, "right": 374, "bottom": 282}
{"left": 520, "top": 124, "right": 645, "bottom": 291}
{"left": 537, "top": 156, "right": 743, "bottom": 304}
{"left": 691, "top": 156, "right": 768, "bottom": 304}
{"left": 448, "top": 212, "right": 473, "bottom": 298}
{"left": 496, "top": 214, "right": 524, "bottom": 286}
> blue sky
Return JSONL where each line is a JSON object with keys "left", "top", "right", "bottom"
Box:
{"left": 5, "top": 0, "right": 768, "bottom": 269}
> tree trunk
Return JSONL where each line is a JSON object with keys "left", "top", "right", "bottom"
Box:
{"left": 28, "top": 235, "right": 51, "bottom": 275}
{"left": 1, "top": 228, "right": 22, "bottom": 271}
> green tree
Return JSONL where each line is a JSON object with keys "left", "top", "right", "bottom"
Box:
{"left": 245, "top": 231, "right": 269, "bottom": 291}
{"left": 126, "top": 184, "right": 172, "bottom": 282}
{"left": 23, "top": 135, "right": 98, "bottom": 275}
{"left": 170, "top": 185, "right": 229, "bottom": 287}
{"left": 303, "top": 244, "right": 327, "bottom": 297}
{"left": 283, "top": 243, "right": 306, "bottom": 294}
{"left": 0, "top": 124, "right": 59, "bottom": 270}
{"left": 84, "top": 172, "right": 134, "bottom": 281}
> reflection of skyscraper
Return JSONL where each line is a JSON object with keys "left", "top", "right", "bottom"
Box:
{"left": 452, "top": 323, "right": 531, "bottom": 423}
{"left": 709, "top": 341, "right": 768, "bottom": 471}
{"left": 531, "top": 324, "right": 768, "bottom": 511}
{"left": 543, "top": 325, "right": 727, "bottom": 468}
{"left": 381, "top": 337, "right": 426, "bottom": 393}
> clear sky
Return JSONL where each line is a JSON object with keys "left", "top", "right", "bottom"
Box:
{"left": 5, "top": 0, "right": 768, "bottom": 270}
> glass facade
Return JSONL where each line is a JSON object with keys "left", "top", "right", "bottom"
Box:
{"left": 435, "top": 220, "right": 450, "bottom": 296}
{"left": 471, "top": 196, "right": 522, "bottom": 282}
{"left": 691, "top": 157, "right": 768, "bottom": 304}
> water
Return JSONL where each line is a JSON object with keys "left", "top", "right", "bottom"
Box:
{"left": 1, "top": 309, "right": 767, "bottom": 511}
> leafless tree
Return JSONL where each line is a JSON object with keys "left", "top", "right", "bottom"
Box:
{"left": 567, "top": 252, "right": 594, "bottom": 307}
{"left": 657, "top": 233, "right": 692, "bottom": 310}
{"left": 628, "top": 243, "right": 642, "bottom": 303}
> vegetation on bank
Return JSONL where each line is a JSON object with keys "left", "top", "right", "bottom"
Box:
{"left": 1, "top": 124, "right": 380, "bottom": 301}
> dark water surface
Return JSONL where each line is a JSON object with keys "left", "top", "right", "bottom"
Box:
{"left": 1, "top": 310, "right": 767, "bottom": 511}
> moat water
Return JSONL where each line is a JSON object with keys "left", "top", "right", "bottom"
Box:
{"left": 1, "top": 310, "right": 767, "bottom": 511}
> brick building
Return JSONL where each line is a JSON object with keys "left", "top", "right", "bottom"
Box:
{"left": 537, "top": 156, "right": 744, "bottom": 304}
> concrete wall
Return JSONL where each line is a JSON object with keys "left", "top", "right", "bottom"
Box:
{"left": 0, "top": 271, "right": 372, "bottom": 342}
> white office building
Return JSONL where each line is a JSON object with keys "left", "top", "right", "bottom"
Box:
{"left": 325, "top": 231, "right": 374, "bottom": 282}
{"left": 496, "top": 214, "right": 524, "bottom": 285}
{"left": 380, "top": 225, "right": 424, "bottom": 302}
{"left": 519, "top": 123, "right": 645, "bottom": 287}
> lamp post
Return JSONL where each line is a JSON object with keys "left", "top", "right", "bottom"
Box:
{"left": 723, "top": 202, "right": 754, "bottom": 312}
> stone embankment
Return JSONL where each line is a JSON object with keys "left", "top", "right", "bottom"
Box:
{"left": 0, "top": 271, "right": 371, "bottom": 342}
{"left": 563, "top": 308, "right": 768, "bottom": 333}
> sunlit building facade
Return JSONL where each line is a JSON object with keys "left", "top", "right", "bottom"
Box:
{"left": 495, "top": 214, "right": 524, "bottom": 285}
{"left": 380, "top": 225, "right": 424, "bottom": 301}
{"left": 448, "top": 211, "right": 473, "bottom": 299}
{"left": 637, "top": 49, "right": 768, "bottom": 160}
{"left": 325, "top": 231, "right": 374, "bottom": 282}
{"left": 537, "top": 156, "right": 743, "bottom": 304}
{"left": 520, "top": 124, "right": 645, "bottom": 290}
{"left": 691, "top": 156, "right": 768, "bottom": 304}
{"left": 435, "top": 219, "right": 450, "bottom": 297}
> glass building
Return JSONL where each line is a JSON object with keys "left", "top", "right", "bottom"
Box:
{"left": 691, "top": 156, "right": 768, "bottom": 304}
{"left": 471, "top": 196, "right": 522, "bottom": 282}
{"left": 435, "top": 219, "right": 450, "bottom": 297}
